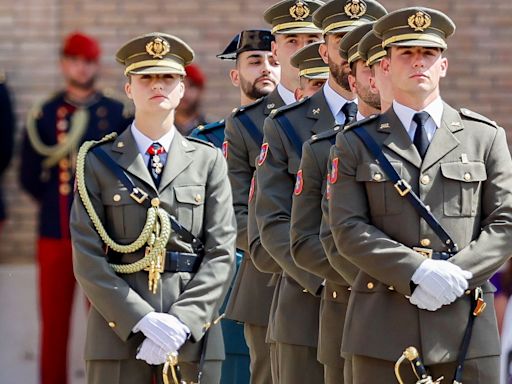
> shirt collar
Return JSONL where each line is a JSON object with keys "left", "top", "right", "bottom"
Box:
{"left": 131, "top": 122, "right": 176, "bottom": 156}
{"left": 393, "top": 96, "right": 444, "bottom": 132}
{"left": 356, "top": 111, "right": 366, "bottom": 122}
{"left": 277, "top": 83, "right": 297, "bottom": 106}
{"left": 323, "top": 80, "right": 357, "bottom": 118}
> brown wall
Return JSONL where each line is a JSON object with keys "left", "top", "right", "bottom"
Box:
{"left": 1, "top": 0, "right": 511, "bottom": 262}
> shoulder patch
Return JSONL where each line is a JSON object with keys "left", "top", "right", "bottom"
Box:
{"left": 185, "top": 136, "right": 215, "bottom": 148}
{"left": 233, "top": 97, "right": 264, "bottom": 116}
{"left": 310, "top": 125, "right": 342, "bottom": 144}
{"left": 459, "top": 108, "right": 498, "bottom": 128}
{"left": 343, "top": 114, "right": 379, "bottom": 131}
{"left": 269, "top": 97, "right": 309, "bottom": 119}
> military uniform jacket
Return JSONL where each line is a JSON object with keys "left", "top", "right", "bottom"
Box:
{"left": 70, "top": 128, "right": 236, "bottom": 363}
{"left": 255, "top": 86, "right": 334, "bottom": 346}
{"left": 224, "top": 90, "right": 284, "bottom": 326}
{"left": 189, "top": 119, "right": 226, "bottom": 149}
{"left": 329, "top": 103, "right": 512, "bottom": 364}
{"left": 20, "top": 91, "right": 130, "bottom": 238}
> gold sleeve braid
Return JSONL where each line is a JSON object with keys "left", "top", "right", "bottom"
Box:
{"left": 75, "top": 133, "right": 172, "bottom": 277}
{"left": 26, "top": 104, "right": 89, "bottom": 169}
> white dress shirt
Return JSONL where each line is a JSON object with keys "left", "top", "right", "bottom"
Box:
{"left": 131, "top": 122, "right": 175, "bottom": 166}
{"left": 277, "top": 83, "right": 297, "bottom": 106}
{"left": 323, "top": 80, "right": 357, "bottom": 125}
{"left": 393, "top": 97, "right": 444, "bottom": 143}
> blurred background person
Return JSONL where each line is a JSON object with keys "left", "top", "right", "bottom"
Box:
{"left": 18, "top": 31, "right": 131, "bottom": 384}
{"left": 0, "top": 72, "right": 15, "bottom": 234}
{"left": 175, "top": 63, "right": 208, "bottom": 135}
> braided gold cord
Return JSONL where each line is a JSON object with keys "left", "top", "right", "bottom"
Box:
{"left": 75, "top": 133, "right": 171, "bottom": 274}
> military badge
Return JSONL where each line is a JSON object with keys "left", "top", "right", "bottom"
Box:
{"left": 294, "top": 169, "right": 304, "bottom": 196}
{"left": 146, "top": 37, "right": 170, "bottom": 59}
{"left": 249, "top": 175, "right": 256, "bottom": 202}
{"left": 312, "top": 108, "right": 320, "bottom": 115}
{"left": 258, "top": 142, "right": 269, "bottom": 166}
{"left": 222, "top": 140, "right": 229, "bottom": 159}
{"left": 328, "top": 157, "right": 339, "bottom": 184}
{"left": 326, "top": 175, "right": 331, "bottom": 200}
{"left": 289, "top": 0, "right": 310, "bottom": 21}
{"left": 344, "top": 0, "right": 367, "bottom": 19}
{"left": 408, "top": 11, "right": 431, "bottom": 32}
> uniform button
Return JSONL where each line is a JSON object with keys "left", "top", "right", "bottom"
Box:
{"left": 151, "top": 198, "right": 160, "bottom": 207}
{"left": 59, "top": 172, "right": 71, "bottom": 182}
{"left": 194, "top": 194, "right": 202, "bottom": 203}
{"left": 203, "top": 322, "right": 211, "bottom": 330}
{"left": 373, "top": 173, "right": 383, "bottom": 182}
{"left": 388, "top": 286, "right": 395, "bottom": 291}
{"left": 464, "top": 173, "right": 472, "bottom": 181}
{"left": 57, "top": 132, "right": 67, "bottom": 142}
{"left": 113, "top": 194, "right": 121, "bottom": 202}
{"left": 59, "top": 184, "right": 71, "bottom": 196}
{"left": 420, "top": 238, "right": 431, "bottom": 247}
{"left": 465, "top": 290, "right": 471, "bottom": 295}
{"left": 332, "top": 291, "right": 337, "bottom": 299}
{"left": 59, "top": 159, "right": 70, "bottom": 169}
{"left": 367, "top": 282, "right": 374, "bottom": 290}
{"left": 302, "top": 288, "right": 308, "bottom": 293}
{"left": 420, "top": 175, "right": 430, "bottom": 185}
{"left": 108, "top": 321, "right": 116, "bottom": 328}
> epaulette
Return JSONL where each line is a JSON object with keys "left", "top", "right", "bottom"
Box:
{"left": 232, "top": 97, "right": 264, "bottom": 116}
{"left": 459, "top": 108, "right": 498, "bottom": 128}
{"left": 269, "top": 97, "right": 309, "bottom": 118}
{"left": 343, "top": 114, "right": 379, "bottom": 131}
{"left": 309, "top": 125, "right": 342, "bottom": 143}
{"left": 102, "top": 87, "right": 134, "bottom": 118}
{"left": 197, "top": 119, "right": 225, "bottom": 132}
{"left": 186, "top": 135, "right": 215, "bottom": 148}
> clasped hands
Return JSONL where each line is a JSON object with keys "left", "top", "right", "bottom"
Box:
{"left": 409, "top": 258, "right": 473, "bottom": 311}
{"left": 134, "top": 311, "right": 190, "bottom": 365}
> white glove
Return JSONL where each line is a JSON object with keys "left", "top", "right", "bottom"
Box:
{"left": 409, "top": 285, "right": 444, "bottom": 311}
{"left": 136, "top": 338, "right": 168, "bottom": 365}
{"left": 411, "top": 259, "right": 473, "bottom": 303}
{"left": 133, "top": 312, "right": 190, "bottom": 353}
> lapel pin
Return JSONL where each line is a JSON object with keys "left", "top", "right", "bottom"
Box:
{"left": 267, "top": 103, "right": 275, "bottom": 109}
{"left": 312, "top": 108, "right": 320, "bottom": 115}
{"left": 380, "top": 123, "right": 390, "bottom": 129}
{"left": 117, "top": 141, "right": 125, "bottom": 148}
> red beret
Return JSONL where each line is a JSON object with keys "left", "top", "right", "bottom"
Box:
{"left": 185, "top": 64, "right": 206, "bottom": 88}
{"left": 62, "top": 32, "right": 101, "bottom": 61}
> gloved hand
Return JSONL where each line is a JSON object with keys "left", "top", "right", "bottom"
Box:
{"left": 411, "top": 259, "right": 473, "bottom": 304}
{"left": 136, "top": 338, "right": 168, "bottom": 365}
{"left": 409, "top": 284, "right": 445, "bottom": 311}
{"left": 133, "top": 312, "right": 190, "bottom": 353}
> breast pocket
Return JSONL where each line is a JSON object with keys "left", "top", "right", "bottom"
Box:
{"left": 440, "top": 162, "right": 487, "bottom": 217}
{"left": 101, "top": 188, "right": 147, "bottom": 240}
{"left": 356, "top": 162, "right": 404, "bottom": 216}
{"left": 174, "top": 185, "right": 205, "bottom": 234}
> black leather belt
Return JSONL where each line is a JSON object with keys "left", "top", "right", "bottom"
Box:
{"left": 412, "top": 247, "right": 455, "bottom": 261}
{"left": 107, "top": 250, "right": 201, "bottom": 273}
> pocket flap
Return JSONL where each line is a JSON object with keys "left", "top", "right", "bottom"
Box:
{"left": 174, "top": 185, "right": 205, "bottom": 205}
{"left": 440, "top": 162, "right": 487, "bottom": 182}
{"left": 356, "top": 162, "right": 402, "bottom": 182}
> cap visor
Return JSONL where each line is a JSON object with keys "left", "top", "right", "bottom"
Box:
{"left": 389, "top": 40, "right": 446, "bottom": 49}
{"left": 128, "top": 66, "right": 186, "bottom": 75}
{"left": 304, "top": 72, "right": 329, "bottom": 80}
{"left": 275, "top": 26, "right": 322, "bottom": 35}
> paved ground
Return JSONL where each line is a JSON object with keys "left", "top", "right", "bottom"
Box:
{"left": 0, "top": 264, "right": 87, "bottom": 384}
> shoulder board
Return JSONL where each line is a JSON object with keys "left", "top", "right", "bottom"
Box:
{"left": 459, "top": 108, "right": 498, "bottom": 128}
{"left": 269, "top": 97, "right": 309, "bottom": 118}
{"left": 310, "top": 125, "right": 342, "bottom": 143}
{"left": 343, "top": 114, "right": 379, "bottom": 131}
{"left": 185, "top": 136, "right": 215, "bottom": 148}
{"left": 197, "top": 119, "right": 225, "bottom": 132}
{"left": 233, "top": 97, "right": 264, "bottom": 116}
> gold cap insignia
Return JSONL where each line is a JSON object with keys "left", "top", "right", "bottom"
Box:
{"left": 145, "top": 37, "right": 170, "bottom": 59}
{"left": 344, "top": 0, "right": 367, "bottom": 19}
{"left": 289, "top": 0, "right": 310, "bottom": 21}
{"left": 408, "top": 11, "right": 432, "bottom": 32}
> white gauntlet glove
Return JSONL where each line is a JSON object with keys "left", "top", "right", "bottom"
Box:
{"left": 136, "top": 338, "right": 168, "bottom": 365}
{"left": 133, "top": 312, "right": 190, "bottom": 353}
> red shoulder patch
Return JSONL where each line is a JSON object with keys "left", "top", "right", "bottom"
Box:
{"left": 222, "top": 140, "right": 228, "bottom": 159}
{"left": 257, "top": 142, "right": 269, "bottom": 166}
{"left": 248, "top": 175, "right": 256, "bottom": 203}
{"left": 328, "top": 157, "right": 339, "bottom": 184}
{"left": 325, "top": 173, "right": 331, "bottom": 200}
{"left": 294, "top": 169, "right": 304, "bottom": 196}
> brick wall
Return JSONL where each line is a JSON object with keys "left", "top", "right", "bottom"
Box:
{"left": 0, "top": 0, "right": 511, "bottom": 262}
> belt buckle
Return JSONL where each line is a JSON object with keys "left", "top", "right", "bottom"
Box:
{"left": 413, "top": 247, "right": 433, "bottom": 258}
{"left": 394, "top": 179, "right": 411, "bottom": 197}
{"left": 130, "top": 187, "right": 148, "bottom": 204}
